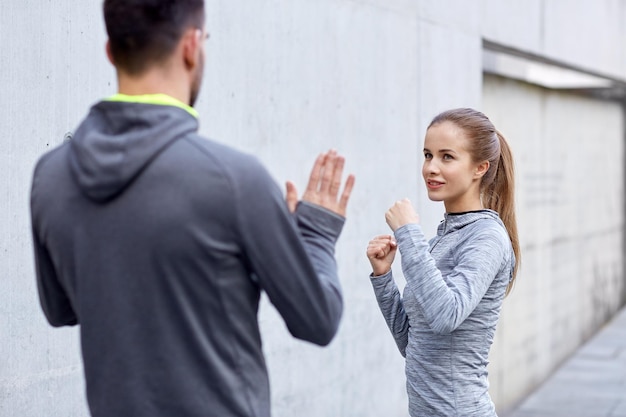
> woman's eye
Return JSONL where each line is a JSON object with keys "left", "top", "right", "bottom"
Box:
{"left": 424, "top": 153, "right": 432, "bottom": 159}
{"left": 443, "top": 154, "right": 453, "bottom": 160}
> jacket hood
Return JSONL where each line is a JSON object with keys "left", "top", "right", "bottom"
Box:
{"left": 437, "top": 209, "right": 505, "bottom": 235}
{"left": 69, "top": 100, "right": 198, "bottom": 202}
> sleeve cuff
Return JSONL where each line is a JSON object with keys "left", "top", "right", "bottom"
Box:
{"left": 370, "top": 269, "right": 394, "bottom": 288}
{"left": 295, "top": 201, "right": 345, "bottom": 242}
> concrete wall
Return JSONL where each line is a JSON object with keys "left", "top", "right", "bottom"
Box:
{"left": 483, "top": 74, "right": 625, "bottom": 411}
{"left": 1, "top": 1, "right": 625, "bottom": 416}
{"left": 1, "top": 2, "right": 113, "bottom": 416}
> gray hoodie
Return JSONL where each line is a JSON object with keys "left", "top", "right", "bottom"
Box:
{"left": 31, "top": 98, "right": 345, "bottom": 417}
{"left": 371, "top": 210, "right": 514, "bottom": 417}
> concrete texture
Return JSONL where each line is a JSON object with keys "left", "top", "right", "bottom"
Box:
{"left": 506, "top": 306, "right": 626, "bottom": 417}
{"left": 1, "top": 1, "right": 626, "bottom": 416}
{"left": 483, "top": 74, "right": 625, "bottom": 411}
{"left": 481, "top": 0, "right": 626, "bottom": 79}
{"left": 1, "top": 2, "right": 112, "bottom": 416}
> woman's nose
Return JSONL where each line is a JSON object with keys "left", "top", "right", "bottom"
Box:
{"left": 424, "top": 160, "right": 440, "bottom": 174}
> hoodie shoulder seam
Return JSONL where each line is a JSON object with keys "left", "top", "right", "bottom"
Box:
{"left": 179, "top": 135, "right": 242, "bottom": 184}
{"left": 35, "top": 143, "right": 69, "bottom": 170}
{"left": 32, "top": 144, "right": 71, "bottom": 189}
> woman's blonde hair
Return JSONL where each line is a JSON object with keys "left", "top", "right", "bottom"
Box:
{"left": 429, "top": 108, "right": 520, "bottom": 295}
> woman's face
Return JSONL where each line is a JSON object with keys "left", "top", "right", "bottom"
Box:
{"left": 422, "top": 122, "right": 486, "bottom": 213}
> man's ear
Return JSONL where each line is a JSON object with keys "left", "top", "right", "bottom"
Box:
{"left": 182, "top": 28, "right": 202, "bottom": 70}
{"left": 474, "top": 161, "right": 490, "bottom": 179}
{"left": 105, "top": 40, "right": 115, "bottom": 65}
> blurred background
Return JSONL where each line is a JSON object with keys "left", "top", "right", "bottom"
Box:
{"left": 2, "top": 1, "right": 625, "bottom": 416}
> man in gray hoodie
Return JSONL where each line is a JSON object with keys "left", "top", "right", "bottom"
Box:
{"left": 30, "top": 1, "right": 354, "bottom": 416}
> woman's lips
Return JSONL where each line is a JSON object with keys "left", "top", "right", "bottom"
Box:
{"left": 426, "top": 179, "right": 444, "bottom": 190}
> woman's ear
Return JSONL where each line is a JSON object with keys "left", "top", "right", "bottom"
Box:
{"left": 474, "top": 161, "right": 490, "bottom": 179}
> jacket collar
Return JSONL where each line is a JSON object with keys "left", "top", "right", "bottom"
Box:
{"left": 437, "top": 209, "right": 502, "bottom": 235}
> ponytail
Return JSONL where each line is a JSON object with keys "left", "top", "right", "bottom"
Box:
{"left": 484, "top": 131, "right": 520, "bottom": 295}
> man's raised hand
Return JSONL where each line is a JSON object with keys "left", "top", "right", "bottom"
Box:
{"left": 286, "top": 150, "right": 355, "bottom": 216}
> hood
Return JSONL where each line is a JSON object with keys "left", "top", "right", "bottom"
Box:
{"left": 69, "top": 100, "right": 198, "bottom": 202}
{"left": 437, "top": 209, "right": 505, "bottom": 236}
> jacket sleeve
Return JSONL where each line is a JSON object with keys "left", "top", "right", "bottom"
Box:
{"left": 370, "top": 271, "right": 409, "bottom": 357}
{"left": 395, "top": 223, "right": 507, "bottom": 335}
{"left": 31, "top": 228, "right": 78, "bottom": 327}
{"left": 234, "top": 160, "right": 344, "bottom": 346}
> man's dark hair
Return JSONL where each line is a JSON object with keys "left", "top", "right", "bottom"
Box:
{"left": 103, "top": 0, "right": 205, "bottom": 75}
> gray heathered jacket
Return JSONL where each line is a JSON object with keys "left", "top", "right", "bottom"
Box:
{"left": 31, "top": 99, "right": 344, "bottom": 417}
{"left": 371, "top": 210, "right": 515, "bottom": 417}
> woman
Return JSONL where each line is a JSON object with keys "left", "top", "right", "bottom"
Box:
{"left": 367, "top": 108, "right": 520, "bottom": 416}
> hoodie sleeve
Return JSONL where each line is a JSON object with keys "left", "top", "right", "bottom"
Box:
{"left": 234, "top": 159, "right": 344, "bottom": 346}
{"left": 395, "top": 222, "right": 507, "bottom": 335}
{"left": 369, "top": 271, "right": 409, "bottom": 357}
{"left": 30, "top": 160, "right": 78, "bottom": 327}
{"left": 31, "top": 230, "right": 78, "bottom": 327}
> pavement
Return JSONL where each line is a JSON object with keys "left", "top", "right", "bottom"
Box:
{"left": 505, "top": 306, "right": 626, "bottom": 417}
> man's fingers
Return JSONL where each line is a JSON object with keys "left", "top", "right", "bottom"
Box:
{"left": 328, "top": 155, "right": 344, "bottom": 198}
{"left": 301, "top": 150, "right": 353, "bottom": 217}
{"left": 338, "top": 174, "right": 355, "bottom": 213}
{"left": 305, "top": 153, "right": 326, "bottom": 194}
{"left": 285, "top": 181, "right": 298, "bottom": 213}
{"left": 318, "top": 150, "right": 337, "bottom": 194}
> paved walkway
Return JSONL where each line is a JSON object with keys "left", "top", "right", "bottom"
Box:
{"left": 506, "top": 307, "right": 626, "bottom": 417}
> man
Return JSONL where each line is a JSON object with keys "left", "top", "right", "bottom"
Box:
{"left": 30, "top": 1, "right": 354, "bottom": 416}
